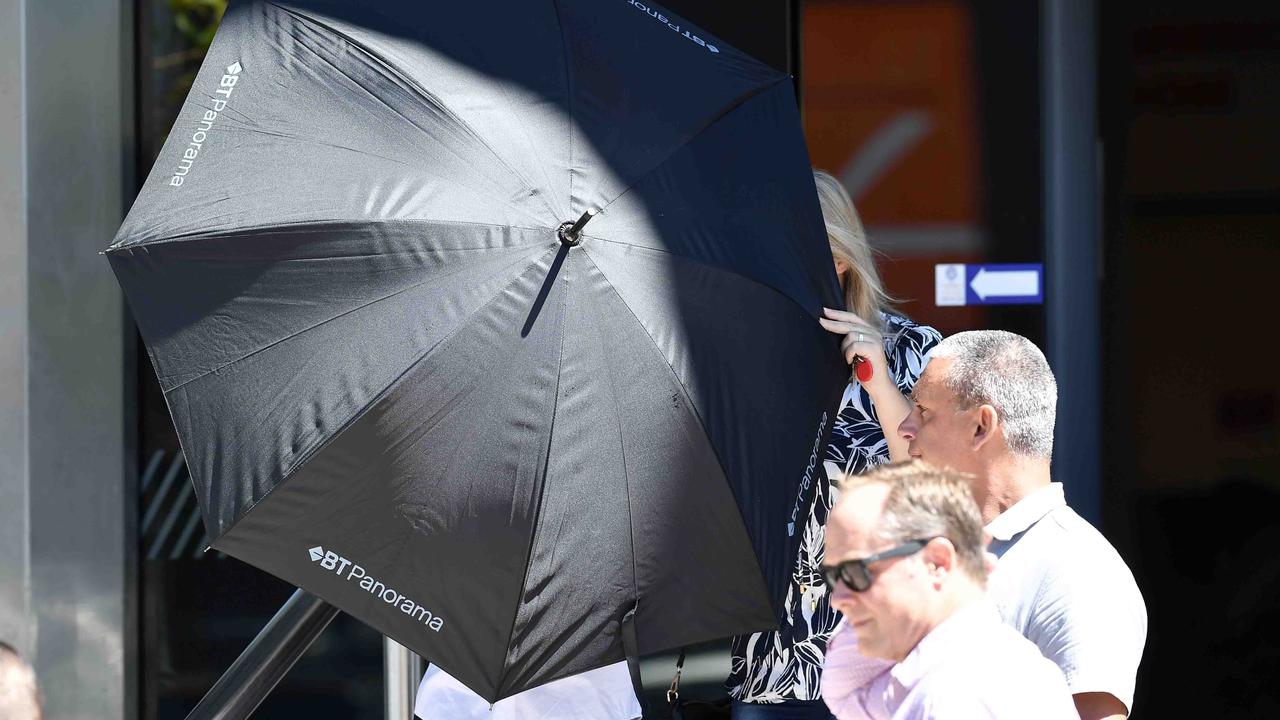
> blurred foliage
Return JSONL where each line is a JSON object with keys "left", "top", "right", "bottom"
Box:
{"left": 169, "top": 0, "right": 228, "bottom": 50}
{"left": 162, "top": 0, "right": 228, "bottom": 107}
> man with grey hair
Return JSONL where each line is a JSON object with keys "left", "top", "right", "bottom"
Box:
{"left": 897, "top": 330, "right": 1146, "bottom": 720}
{"left": 819, "top": 461, "right": 1076, "bottom": 719}
{"left": 0, "top": 642, "right": 42, "bottom": 720}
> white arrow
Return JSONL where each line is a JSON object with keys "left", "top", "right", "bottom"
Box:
{"left": 308, "top": 546, "right": 324, "bottom": 562}
{"left": 970, "top": 268, "right": 1039, "bottom": 300}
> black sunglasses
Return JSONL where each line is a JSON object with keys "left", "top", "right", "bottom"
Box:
{"left": 820, "top": 538, "right": 935, "bottom": 592}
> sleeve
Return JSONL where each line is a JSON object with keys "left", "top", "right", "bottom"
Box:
{"left": 884, "top": 318, "right": 942, "bottom": 397}
{"left": 820, "top": 619, "right": 895, "bottom": 720}
{"left": 1023, "top": 554, "right": 1148, "bottom": 712}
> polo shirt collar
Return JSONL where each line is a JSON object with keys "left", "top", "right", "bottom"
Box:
{"left": 985, "top": 482, "right": 1065, "bottom": 542}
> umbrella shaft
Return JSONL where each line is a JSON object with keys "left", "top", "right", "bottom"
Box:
{"left": 184, "top": 589, "right": 340, "bottom": 720}
{"left": 559, "top": 207, "right": 599, "bottom": 245}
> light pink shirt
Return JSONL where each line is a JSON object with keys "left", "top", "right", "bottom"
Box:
{"left": 821, "top": 601, "right": 1077, "bottom": 720}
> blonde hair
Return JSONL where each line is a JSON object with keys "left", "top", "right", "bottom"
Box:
{"left": 838, "top": 460, "right": 987, "bottom": 582}
{"left": 813, "top": 169, "right": 896, "bottom": 330}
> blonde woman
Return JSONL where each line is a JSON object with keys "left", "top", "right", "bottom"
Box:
{"left": 726, "top": 170, "right": 942, "bottom": 719}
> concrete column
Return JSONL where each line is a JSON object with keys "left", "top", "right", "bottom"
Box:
{"left": 0, "top": 0, "right": 33, "bottom": 661}
{"left": 0, "top": 0, "right": 134, "bottom": 717}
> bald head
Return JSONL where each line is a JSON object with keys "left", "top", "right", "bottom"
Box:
{"left": 0, "top": 642, "right": 41, "bottom": 720}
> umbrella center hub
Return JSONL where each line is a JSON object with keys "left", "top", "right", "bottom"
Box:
{"left": 557, "top": 221, "right": 583, "bottom": 247}
{"left": 557, "top": 208, "right": 599, "bottom": 247}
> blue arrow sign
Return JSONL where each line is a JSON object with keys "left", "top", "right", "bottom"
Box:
{"left": 935, "top": 263, "right": 1044, "bottom": 306}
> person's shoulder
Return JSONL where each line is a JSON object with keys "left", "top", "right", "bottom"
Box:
{"left": 879, "top": 312, "right": 942, "bottom": 390}
{"left": 988, "top": 621, "right": 1063, "bottom": 668}
{"left": 1033, "top": 506, "right": 1142, "bottom": 587}
{"left": 923, "top": 627, "right": 1076, "bottom": 717}
{"left": 1000, "top": 506, "right": 1145, "bottom": 626}
{"left": 1011, "top": 505, "right": 1148, "bottom": 661}
{"left": 881, "top": 312, "right": 942, "bottom": 349}
{"left": 910, "top": 642, "right": 1074, "bottom": 720}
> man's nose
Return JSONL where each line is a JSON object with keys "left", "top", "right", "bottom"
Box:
{"left": 897, "top": 413, "right": 917, "bottom": 440}
{"left": 829, "top": 581, "right": 855, "bottom": 610}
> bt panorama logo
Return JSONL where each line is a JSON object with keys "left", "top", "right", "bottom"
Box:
{"left": 624, "top": 0, "right": 720, "bottom": 54}
{"left": 170, "top": 61, "right": 242, "bottom": 187}
{"left": 308, "top": 545, "right": 445, "bottom": 632}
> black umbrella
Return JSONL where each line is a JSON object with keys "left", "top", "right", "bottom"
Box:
{"left": 108, "top": 0, "right": 846, "bottom": 702}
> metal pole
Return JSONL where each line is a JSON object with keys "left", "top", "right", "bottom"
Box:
{"left": 384, "top": 637, "right": 425, "bottom": 720}
{"left": 185, "top": 589, "right": 340, "bottom": 720}
{"left": 1042, "top": 0, "right": 1102, "bottom": 526}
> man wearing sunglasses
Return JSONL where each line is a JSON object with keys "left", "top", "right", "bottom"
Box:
{"left": 896, "top": 331, "right": 1146, "bottom": 720}
{"left": 819, "top": 461, "right": 1076, "bottom": 719}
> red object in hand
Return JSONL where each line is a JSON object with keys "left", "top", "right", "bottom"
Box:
{"left": 854, "top": 357, "right": 874, "bottom": 383}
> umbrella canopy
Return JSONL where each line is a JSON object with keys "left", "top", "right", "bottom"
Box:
{"left": 108, "top": 0, "right": 846, "bottom": 701}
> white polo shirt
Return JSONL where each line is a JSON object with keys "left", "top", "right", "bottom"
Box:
{"left": 986, "top": 483, "right": 1148, "bottom": 713}
{"left": 414, "top": 660, "right": 640, "bottom": 720}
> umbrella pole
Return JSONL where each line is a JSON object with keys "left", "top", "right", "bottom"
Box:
{"left": 383, "top": 637, "right": 425, "bottom": 720}
{"left": 185, "top": 588, "right": 340, "bottom": 720}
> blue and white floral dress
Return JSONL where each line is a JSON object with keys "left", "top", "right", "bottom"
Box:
{"left": 727, "top": 312, "right": 941, "bottom": 704}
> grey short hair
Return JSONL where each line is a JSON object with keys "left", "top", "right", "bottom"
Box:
{"left": 840, "top": 460, "right": 987, "bottom": 582}
{"left": 928, "top": 330, "right": 1057, "bottom": 460}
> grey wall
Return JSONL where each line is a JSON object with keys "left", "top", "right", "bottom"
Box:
{"left": 0, "top": 0, "right": 33, "bottom": 661}
{"left": 0, "top": 0, "right": 133, "bottom": 718}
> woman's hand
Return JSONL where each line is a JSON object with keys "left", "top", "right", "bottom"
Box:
{"left": 818, "top": 308, "right": 894, "bottom": 395}
{"left": 819, "top": 307, "right": 913, "bottom": 462}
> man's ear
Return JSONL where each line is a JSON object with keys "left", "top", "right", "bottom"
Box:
{"left": 972, "top": 404, "right": 999, "bottom": 452}
{"left": 923, "top": 538, "right": 957, "bottom": 586}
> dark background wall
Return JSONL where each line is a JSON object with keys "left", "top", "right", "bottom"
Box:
{"left": 1100, "top": 2, "right": 1280, "bottom": 716}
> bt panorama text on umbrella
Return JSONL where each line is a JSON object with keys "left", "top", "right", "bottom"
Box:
{"left": 311, "top": 545, "right": 446, "bottom": 632}
{"left": 171, "top": 61, "right": 243, "bottom": 187}
{"left": 788, "top": 411, "right": 829, "bottom": 537}
{"left": 624, "top": 0, "right": 720, "bottom": 53}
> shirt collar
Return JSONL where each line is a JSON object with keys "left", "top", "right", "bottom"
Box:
{"left": 985, "top": 482, "right": 1065, "bottom": 542}
{"left": 890, "top": 600, "right": 1001, "bottom": 689}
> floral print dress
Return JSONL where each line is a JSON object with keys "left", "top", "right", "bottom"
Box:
{"left": 727, "top": 312, "right": 941, "bottom": 703}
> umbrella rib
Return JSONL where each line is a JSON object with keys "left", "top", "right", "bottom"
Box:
{"left": 108, "top": 217, "right": 555, "bottom": 255}
{"left": 160, "top": 241, "right": 549, "bottom": 393}
{"left": 207, "top": 245, "right": 564, "bottom": 547}
{"left": 498, "top": 252, "right": 570, "bottom": 695}
{"left": 597, "top": 304, "right": 642, "bottom": 614}
{"left": 577, "top": 249, "right": 736, "bottom": 513}
{"left": 550, "top": 0, "right": 576, "bottom": 209}
{"left": 265, "top": 2, "right": 560, "bottom": 222}
{"left": 581, "top": 234, "right": 821, "bottom": 324}
{"left": 579, "top": 250, "right": 777, "bottom": 643}
{"left": 594, "top": 75, "right": 791, "bottom": 216}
